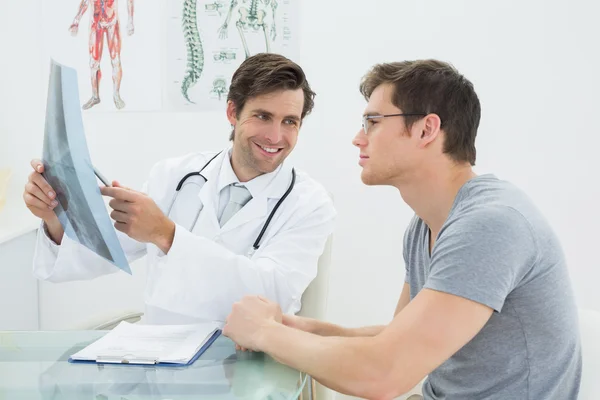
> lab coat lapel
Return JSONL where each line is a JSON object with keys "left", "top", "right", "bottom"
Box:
{"left": 219, "top": 194, "right": 268, "bottom": 233}
{"left": 194, "top": 151, "right": 227, "bottom": 233}
{"left": 219, "top": 162, "right": 293, "bottom": 234}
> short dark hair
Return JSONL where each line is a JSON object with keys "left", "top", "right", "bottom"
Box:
{"left": 228, "top": 53, "right": 315, "bottom": 140}
{"left": 360, "top": 60, "right": 481, "bottom": 165}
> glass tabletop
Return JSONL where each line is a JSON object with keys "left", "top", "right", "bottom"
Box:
{"left": 0, "top": 330, "right": 306, "bottom": 400}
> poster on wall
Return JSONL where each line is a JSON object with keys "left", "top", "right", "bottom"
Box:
{"left": 163, "top": 0, "right": 300, "bottom": 111}
{"left": 41, "top": 0, "right": 162, "bottom": 112}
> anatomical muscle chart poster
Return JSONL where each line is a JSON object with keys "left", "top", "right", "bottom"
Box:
{"left": 42, "top": 0, "right": 162, "bottom": 112}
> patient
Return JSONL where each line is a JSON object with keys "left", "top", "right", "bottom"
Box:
{"left": 221, "top": 59, "right": 582, "bottom": 399}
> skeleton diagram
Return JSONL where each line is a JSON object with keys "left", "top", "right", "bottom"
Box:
{"left": 205, "top": 1, "right": 226, "bottom": 16}
{"left": 218, "top": 0, "right": 278, "bottom": 59}
{"left": 181, "top": 0, "right": 204, "bottom": 103}
{"left": 69, "top": 0, "right": 134, "bottom": 110}
{"left": 210, "top": 78, "right": 228, "bottom": 100}
{"left": 213, "top": 50, "right": 237, "bottom": 62}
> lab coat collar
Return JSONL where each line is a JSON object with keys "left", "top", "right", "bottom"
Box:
{"left": 213, "top": 146, "right": 293, "bottom": 201}
{"left": 196, "top": 149, "right": 228, "bottom": 184}
{"left": 202, "top": 146, "right": 294, "bottom": 234}
{"left": 216, "top": 148, "right": 283, "bottom": 200}
{"left": 262, "top": 159, "right": 294, "bottom": 201}
{"left": 194, "top": 150, "right": 229, "bottom": 231}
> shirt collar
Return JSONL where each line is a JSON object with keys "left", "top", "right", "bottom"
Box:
{"left": 216, "top": 147, "right": 282, "bottom": 199}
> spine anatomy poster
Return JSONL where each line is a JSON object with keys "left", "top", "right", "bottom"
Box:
{"left": 164, "top": 0, "right": 299, "bottom": 111}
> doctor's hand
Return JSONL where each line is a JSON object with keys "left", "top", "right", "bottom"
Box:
{"left": 24, "top": 160, "right": 59, "bottom": 221}
{"left": 24, "top": 159, "right": 64, "bottom": 244}
{"left": 223, "top": 296, "right": 283, "bottom": 352}
{"left": 100, "top": 181, "right": 175, "bottom": 253}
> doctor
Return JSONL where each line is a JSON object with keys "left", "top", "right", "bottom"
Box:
{"left": 24, "top": 53, "right": 336, "bottom": 324}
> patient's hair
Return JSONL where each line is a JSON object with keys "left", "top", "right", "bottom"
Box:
{"left": 360, "top": 60, "right": 481, "bottom": 166}
{"left": 227, "top": 53, "right": 316, "bottom": 140}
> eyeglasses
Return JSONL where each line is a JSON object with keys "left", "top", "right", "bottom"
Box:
{"left": 362, "top": 113, "right": 427, "bottom": 135}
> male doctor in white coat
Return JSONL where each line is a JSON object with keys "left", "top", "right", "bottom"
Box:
{"left": 24, "top": 53, "right": 336, "bottom": 325}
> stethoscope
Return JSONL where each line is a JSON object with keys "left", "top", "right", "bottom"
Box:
{"left": 167, "top": 151, "right": 296, "bottom": 256}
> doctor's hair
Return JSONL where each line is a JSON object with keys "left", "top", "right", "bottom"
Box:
{"left": 360, "top": 60, "right": 481, "bottom": 166}
{"left": 227, "top": 53, "right": 316, "bottom": 140}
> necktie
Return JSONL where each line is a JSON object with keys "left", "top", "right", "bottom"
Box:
{"left": 219, "top": 184, "right": 252, "bottom": 227}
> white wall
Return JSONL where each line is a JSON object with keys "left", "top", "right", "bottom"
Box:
{"left": 1, "top": 0, "right": 599, "bottom": 333}
{"left": 0, "top": 230, "right": 39, "bottom": 330}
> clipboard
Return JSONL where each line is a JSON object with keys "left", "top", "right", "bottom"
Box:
{"left": 68, "top": 329, "right": 221, "bottom": 367}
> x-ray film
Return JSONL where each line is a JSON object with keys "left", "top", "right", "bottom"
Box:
{"left": 42, "top": 59, "right": 131, "bottom": 274}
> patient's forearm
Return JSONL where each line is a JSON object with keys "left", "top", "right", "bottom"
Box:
{"left": 258, "top": 322, "right": 397, "bottom": 399}
{"left": 315, "top": 322, "right": 385, "bottom": 337}
{"left": 297, "top": 316, "right": 385, "bottom": 337}
{"left": 339, "top": 325, "right": 387, "bottom": 337}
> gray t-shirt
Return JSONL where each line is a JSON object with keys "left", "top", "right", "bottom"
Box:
{"left": 404, "top": 174, "right": 581, "bottom": 400}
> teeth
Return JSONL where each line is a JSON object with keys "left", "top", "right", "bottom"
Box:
{"left": 259, "top": 145, "right": 279, "bottom": 153}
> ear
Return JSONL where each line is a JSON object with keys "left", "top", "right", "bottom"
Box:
{"left": 226, "top": 101, "right": 237, "bottom": 126}
{"left": 418, "top": 113, "right": 442, "bottom": 148}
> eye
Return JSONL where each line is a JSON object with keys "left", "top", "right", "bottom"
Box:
{"left": 284, "top": 119, "right": 298, "bottom": 126}
{"left": 256, "top": 113, "right": 270, "bottom": 121}
{"left": 367, "top": 118, "right": 378, "bottom": 127}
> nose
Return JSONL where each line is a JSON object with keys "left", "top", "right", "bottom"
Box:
{"left": 352, "top": 128, "right": 367, "bottom": 148}
{"left": 264, "top": 123, "right": 283, "bottom": 144}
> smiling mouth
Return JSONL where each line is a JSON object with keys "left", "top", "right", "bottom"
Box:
{"left": 254, "top": 142, "right": 283, "bottom": 155}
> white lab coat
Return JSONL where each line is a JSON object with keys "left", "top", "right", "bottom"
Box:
{"left": 33, "top": 149, "right": 336, "bottom": 324}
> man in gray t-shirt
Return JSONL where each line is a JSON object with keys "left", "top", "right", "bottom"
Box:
{"left": 220, "top": 60, "right": 582, "bottom": 400}
{"left": 405, "top": 174, "right": 581, "bottom": 399}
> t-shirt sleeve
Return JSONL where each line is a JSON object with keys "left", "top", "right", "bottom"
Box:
{"left": 424, "top": 206, "right": 538, "bottom": 312}
{"left": 403, "top": 215, "right": 416, "bottom": 283}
